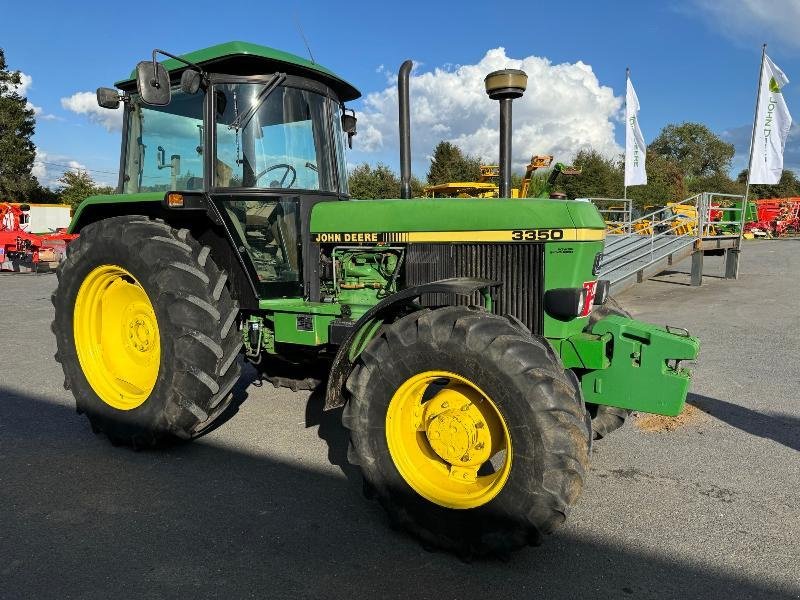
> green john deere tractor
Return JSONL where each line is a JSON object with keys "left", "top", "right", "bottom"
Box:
{"left": 52, "top": 42, "right": 699, "bottom": 555}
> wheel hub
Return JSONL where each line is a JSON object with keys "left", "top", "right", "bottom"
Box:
{"left": 385, "top": 371, "right": 512, "bottom": 509}
{"left": 422, "top": 389, "right": 492, "bottom": 467}
{"left": 126, "top": 308, "right": 156, "bottom": 353}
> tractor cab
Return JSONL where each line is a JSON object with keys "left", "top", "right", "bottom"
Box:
{"left": 97, "top": 42, "right": 361, "bottom": 296}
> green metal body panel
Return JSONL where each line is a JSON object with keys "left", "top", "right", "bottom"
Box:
{"left": 259, "top": 300, "right": 341, "bottom": 346}
{"left": 560, "top": 333, "right": 611, "bottom": 370}
{"left": 542, "top": 240, "right": 603, "bottom": 340}
{"left": 258, "top": 299, "right": 342, "bottom": 315}
{"left": 273, "top": 312, "right": 331, "bottom": 346}
{"left": 580, "top": 315, "right": 700, "bottom": 416}
{"left": 115, "top": 41, "right": 360, "bottom": 102}
{"left": 310, "top": 197, "right": 605, "bottom": 232}
{"left": 69, "top": 192, "right": 161, "bottom": 233}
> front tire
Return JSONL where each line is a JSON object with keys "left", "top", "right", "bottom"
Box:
{"left": 52, "top": 216, "right": 242, "bottom": 447}
{"left": 342, "top": 306, "right": 591, "bottom": 555}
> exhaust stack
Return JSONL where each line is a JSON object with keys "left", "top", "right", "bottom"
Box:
{"left": 485, "top": 69, "right": 527, "bottom": 198}
{"left": 398, "top": 60, "right": 413, "bottom": 199}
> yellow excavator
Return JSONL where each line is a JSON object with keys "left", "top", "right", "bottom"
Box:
{"left": 422, "top": 165, "right": 500, "bottom": 198}
{"left": 422, "top": 155, "right": 580, "bottom": 199}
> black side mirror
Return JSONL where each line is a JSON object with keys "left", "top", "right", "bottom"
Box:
{"left": 96, "top": 87, "right": 121, "bottom": 109}
{"left": 136, "top": 60, "right": 171, "bottom": 106}
{"left": 342, "top": 109, "right": 357, "bottom": 149}
{"left": 180, "top": 69, "right": 202, "bottom": 95}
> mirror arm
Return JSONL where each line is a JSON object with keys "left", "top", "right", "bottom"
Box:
{"left": 150, "top": 49, "right": 207, "bottom": 86}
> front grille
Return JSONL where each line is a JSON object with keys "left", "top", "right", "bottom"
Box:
{"left": 404, "top": 243, "right": 544, "bottom": 334}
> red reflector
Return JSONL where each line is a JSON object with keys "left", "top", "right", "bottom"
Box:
{"left": 581, "top": 281, "right": 597, "bottom": 317}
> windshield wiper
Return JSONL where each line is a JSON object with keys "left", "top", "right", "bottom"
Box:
{"left": 228, "top": 73, "right": 286, "bottom": 132}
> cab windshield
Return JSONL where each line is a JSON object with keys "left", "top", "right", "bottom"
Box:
{"left": 214, "top": 82, "right": 340, "bottom": 192}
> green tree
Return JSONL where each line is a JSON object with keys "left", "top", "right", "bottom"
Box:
{"left": 560, "top": 149, "right": 623, "bottom": 200}
{"left": 0, "top": 48, "right": 37, "bottom": 202}
{"left": 27, "top": 183, "right": 60, "bottom": 203}
{"left": 736, "top": 168, "right": 800, "bottom": 199}
{"left": 348, "top": 163, "right": 425, "bottom": 199}
{"left": 410, "top": 176, "right": 425, "bottom": 198}
{"left": 687, "top": 171, "right": 744, "bottom": 196}
{"left": 649, "top": 122, "right": 735, "bottom": 179}
{"left": 57, "top": 170, "right": 114, "bottom": 210}
{"left": 626, "top": 153, "right": 687, "bottom": 209}
{"left": 348, "top": 163, "right": 401, "bottom": 199}
{"left": 426, "top": 141, "right": 482, "bottom": 186}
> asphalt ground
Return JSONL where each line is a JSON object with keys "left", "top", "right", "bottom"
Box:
{"left": 0, "top": 239, "right": 798, "bottom": 599}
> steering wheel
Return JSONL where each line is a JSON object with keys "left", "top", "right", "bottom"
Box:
{"left": 254, "top": 163, "right": 297, "bottom": 189}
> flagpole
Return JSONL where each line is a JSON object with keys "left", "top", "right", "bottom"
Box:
{"left": 740, "top": 44, "right": 767, "bottom": 237}
{"left": 624, "top": 67, "right": 630, "bottom": 203}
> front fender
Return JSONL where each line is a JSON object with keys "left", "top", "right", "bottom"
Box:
{"left": 323, "top": 277, "right": 499, "bottom": 410}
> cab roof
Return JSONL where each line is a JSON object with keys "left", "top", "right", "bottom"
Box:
{"left": 115, "top": 40, "right": 361, "bottom": 102}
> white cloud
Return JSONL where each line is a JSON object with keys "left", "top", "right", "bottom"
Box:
{"left": 32, "top": 149, "right": 94, "bottom": 189}
{"left": 688, "top": 0, "right": 800, "bottom": 48}
{"left": 354, "top": 48, "right": 622, "bottom": 170}
{"left": 2, "top": 72, "right": 58, "bottom": 120}
{"left": 16, "top": 72, "right": 33, "bottom": 96}
{"left": 32, "top": 149, "right": 48, "bottom": 181}
{"left": 61, "top": 91, "right": 123, "bottom": 131}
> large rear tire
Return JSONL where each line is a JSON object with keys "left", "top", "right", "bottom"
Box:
{"left": 52, "top": 216, "right": 242, "bottom": 447}
{"left": 343, "top": 306, "right": 591, "bottom": 556}
{"left": 587, "top": 296, "right": 632, "bottom": 439}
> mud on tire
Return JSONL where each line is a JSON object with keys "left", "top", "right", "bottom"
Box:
{"left": 342, "top": 305, "right": 591, "bottom": 556}
{"left": 52, "top": 215, "right": 242, "bottom": 447}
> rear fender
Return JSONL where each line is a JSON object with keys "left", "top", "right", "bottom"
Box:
{"left": 324, "top": 277, "right": 500, "bottom": 410}
{"left": 69, "top": 195, "right": 259, "bottom": 309}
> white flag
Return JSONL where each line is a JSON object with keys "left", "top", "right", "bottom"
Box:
{"left": 749, "top": 55, "right": 792, "bottom": 184}
{"left": 625, "top": 77, "right": 647, "bottom": 187}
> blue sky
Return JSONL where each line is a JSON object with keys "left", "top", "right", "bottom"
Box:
{"left": 3, "top": 0, "right": 799, "bottom": 189}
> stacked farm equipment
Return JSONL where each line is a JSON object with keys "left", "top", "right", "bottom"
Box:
{"left": 0, "top": 203, "right": 77, "bottom": 272}
{"left": 743, "top": 198, "right": 800, "bottom": 237}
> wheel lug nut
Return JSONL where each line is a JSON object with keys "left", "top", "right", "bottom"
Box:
{"left": 475, "top": 422, "right": 484, "bottom": 429}
{"left": 441, "top": 401, "right": 449, "bottom": 409}
{"left": 461, "top": 454, "right": 470, "bottom": 462}
{"left": 475, "top": 442, "right": 484, "bottom": 450}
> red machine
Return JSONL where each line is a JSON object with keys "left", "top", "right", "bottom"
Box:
{"left": 744, "top": 198, "right": 800, "bottom": 237}
{"left": 0, "top": 203, "right": 77, "bottom": 272}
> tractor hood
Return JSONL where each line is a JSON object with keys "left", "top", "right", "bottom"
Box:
{"left": 310, "top": 198, "right": 606, "bottom": 243}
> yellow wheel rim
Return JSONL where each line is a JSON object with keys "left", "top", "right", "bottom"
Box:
{"left": 386, "top": 371, "right": 512, "bottom": 509}
{"left": 73, "top": 265, "right": 161, "bottom": 410}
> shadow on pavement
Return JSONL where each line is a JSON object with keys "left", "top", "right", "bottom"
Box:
{"left": 690, "top": 392, "right": 800, "bottom": 452}
{"left": 0, "top": 386, "right": 796, "bottom": 599}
